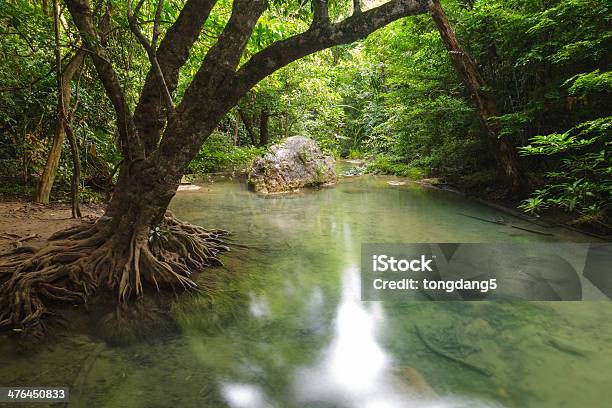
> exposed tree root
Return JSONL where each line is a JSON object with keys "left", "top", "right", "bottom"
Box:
{"left": 0, "top": 212, "right": 229, "bottom": 335}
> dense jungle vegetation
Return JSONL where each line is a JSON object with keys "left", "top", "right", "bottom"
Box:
{"left": 1, "top": 4, "right": 611, "bottom": 406}
{"left": 0, "top": 0, "right": 610, "bottom": 336}
{"left": 1, "top": 0, "right": 610, "bottom": 228}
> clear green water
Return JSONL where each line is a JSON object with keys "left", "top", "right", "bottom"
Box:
{"left": 2, "top": 175, "right": 611, "bottom": 408}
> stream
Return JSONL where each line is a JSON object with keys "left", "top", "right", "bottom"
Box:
{"left": 1, "top": 173, "right": 611, "bottom": 407}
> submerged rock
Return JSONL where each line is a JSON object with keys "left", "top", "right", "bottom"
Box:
{"left": 247, "top": 136, "right": 337, "bottom": 193}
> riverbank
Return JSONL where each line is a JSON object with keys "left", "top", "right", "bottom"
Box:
{"left": 409, "top": 178, "right": 612, "bottom": 241}
{"left": 337, "top": 159, "right": 610, "bottom": 240}
{"left": 0, "top": 202, "right": 104, "bottom": 252}
{"left": 0, "top": 201, "right": 197, "bottom": 352}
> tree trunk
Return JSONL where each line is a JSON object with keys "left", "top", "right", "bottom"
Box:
{"left": 36, "top": 117, "right": 65, "bottom": 204}
{"left": 65, "top": 120, "right": 82, "bottom": 218}
{"left": 233, "top": 111, "right": 240, "bottom": 146}
{"left": 259, "top": 109, "right": 269, "bottom": 146}
{"left": 239, "top": 109, "right": 257, "bottom": 146}
{"left": 35, "top": 53, "right": 84, "bottom": 204}
{"left": 429, "top": 0, "right": 525, "bottom": 192}
{"left": 42, "top": 0, "right": 50, "bottom": 16}
{"left": 41, "top": 0, "right": 84, "bottom": 217}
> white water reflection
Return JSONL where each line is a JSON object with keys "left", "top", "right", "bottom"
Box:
{"left": 293, "top": 266, "right": 500, "bottom": 408}
{"left": 248, "top": 292, "right": 271, "bottom": 319}
{"left": 221, "top": 383, "right": 267, "bottom": 408}
{"left": 325, "top": 267, "right": 388, "bottom": 392}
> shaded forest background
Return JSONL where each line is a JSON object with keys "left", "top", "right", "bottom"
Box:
{"left": 1, "top": 0, "right": 610, "bottom": 230}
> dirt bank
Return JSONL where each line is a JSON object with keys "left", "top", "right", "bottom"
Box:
{"left": 0, "top": 202, "right": 104, "bottom": 252}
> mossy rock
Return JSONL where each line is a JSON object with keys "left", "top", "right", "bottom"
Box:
{"left": 247, "top": 136, "right": 337, "bottom": 193}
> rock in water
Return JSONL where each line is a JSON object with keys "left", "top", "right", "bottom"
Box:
{"left": 248, "top": 136, "right": 337, "bottom": 193}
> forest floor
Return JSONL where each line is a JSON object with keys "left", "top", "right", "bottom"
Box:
{"left": 0, "top": 202, "right": 104, "bottom": 252}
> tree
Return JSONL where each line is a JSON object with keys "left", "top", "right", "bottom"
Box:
{"left": 35, "top": 51, "right": 84, "bottom": 206}
{"left": 259, "top": 109, "right": 270, "bottom": 146}
{"left": 0, "top": 0, "right": 433, "bottom": 333}
{"left": 238, "top": 108, "right": 258, "bottom": 146}
{"left": 429, "top": 0, "right": 526, "bottom": 191}
{"left": 36, "top": 0, "right": 85, "bottom": 217}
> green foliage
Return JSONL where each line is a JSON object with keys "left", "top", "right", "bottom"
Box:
{"left": 326, "top": 0, "right": 611, "bottom": 227}
{"left": 0, "top": 0, "right": 55, "bottom": 188}
{"left": 519, "top": 117, "right": 611, "bottom": 226}
{"left": 345, "top": 148, "right": 365, "bottom": 159}
{"left": 0, "top": 0, "right": 119, "bottom": 198}
{"left": 328, "top": 10, "right": 491, "bottom": 182}
{"left": 519, "top": 118, "right": 608, "bottom": 155}
{"left": 566, "top": 70, "right": 612, "bottom": 96}
{"left": 1, "top": 0, "right": 610, "bottom": 232}
{"left": 365, "top": 156, "right": 427, "bottom": 180}
{"left": 190, "top": 132, "right": 265, "bottom": 174}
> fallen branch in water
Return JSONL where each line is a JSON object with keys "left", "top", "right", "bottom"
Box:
{"left": 458, "top": 213, "right": 504, "bottom": 225}
{"left": 414, "top": 325, "right": 492, "bottom": 377}
{"left": 223, "top": 239, "right": 267, "bottom": 251}
{"left": 70, "top": 342, "right": 105, "bottom": 406}
{"left": 546, "top": 338, "right": 589, "bottom": 357}
{"left": 510, "top": 224, "right": 553, "bottom": 236}
{"left": 458, "top": 213, "right": 553, "bottom": 236}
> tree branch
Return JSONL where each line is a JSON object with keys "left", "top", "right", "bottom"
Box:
{"left": 69, "top": 55, "right": 85, "bottom": 118}
{"left": 177, "top": 0, "right": 268, "bottom": 119}
{"left": 353, "top": 0, "right": 362, "bottom": 15}
{"left": 127, "top": 0, "right": 175, "bottom": 115}
{"left": 152, "top": 0, "right": 432, "bottom": 175}
{"left": 235, "top": 0, "right": 432, "bottom": 96}
{"left": 133, "top": 0, "right": 218, "bottom": 154}
{"left": 65, "top": 0, "right": 141, "bottom": 160}
{"left": 312, "top": 0, "right": 330, "bottom": 26}
{"left": 152, "top": 0, "right": 164, "bottom": 50}
{"left": 156, "top": 0, "right": 268, "bottom": 168}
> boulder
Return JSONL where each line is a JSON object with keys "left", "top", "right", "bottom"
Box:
{"left": 247, "top": 136, "right": 337, "bottom": 193}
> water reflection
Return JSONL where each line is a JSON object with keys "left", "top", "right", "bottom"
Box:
{"left": 221, "top": 382, "right": 267, "bottom": 408}
{"left": 181, "top": 178, "right": 599, "bottom": 408}
{"left": 294, "top": 266, "right": 499, "bottom": 408}
{"left": 295, "top": 267, "right": 389, "bottom": 401}
{"left": 249, "top": 292, "right": 271, "bottom": 319}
